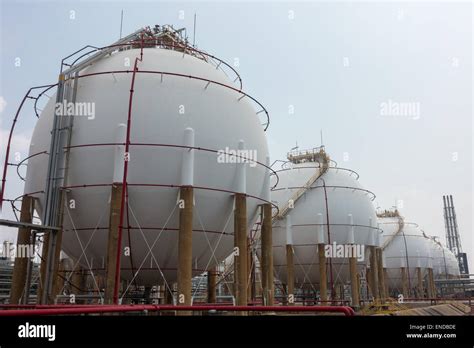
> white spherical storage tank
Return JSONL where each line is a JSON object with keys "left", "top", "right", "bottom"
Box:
{"left": 271, "top": 152, "right": 379, "bottom": 287}
{"left": 23, "top": 34, "right": 270, "bottom": 286}
{"left": 378, "top": 217, "right": 434, "bottom": 294}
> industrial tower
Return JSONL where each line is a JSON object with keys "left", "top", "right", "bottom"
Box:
{"left": 443, "top": 195, "right": 469, "bottom": 275}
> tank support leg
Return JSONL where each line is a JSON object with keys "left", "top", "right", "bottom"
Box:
{"left": 177, "top": 186, "right": 193, "bottom": 315}
{"left": 261, "top": 203, "right": 274, "bottom": 306}
{"left": 10, "top": 195, "right": 34, "bottom": 304}
{"left": 286, "top": 244, "right": 295, "bottom": 305}
{"left": 427, "top": 268, "right": 436, "bottom": 298}
{"left": 105, "top": 183, "right": 123, "bottom": 304}
{"left": 234, "top": 193, "right": 248, "bottom": 314}
{"left": 207, "top": 267, "right": 217, "bottom": 304}
{"left": 369, "top": 246, "right": 379, "bottom": 301}
{"left": 416, "top": 267, "right": 424, "bottom": 298}
{"left": 376, "top": 248, "right": 386, "bottom": 303}
{"left": 318, "top": 244, "right": 328, "bottom": 303}
{"left": 401, "top": 267, "right": 409, "bottom": 298}
{"left": 349, "top": 256, "right": 360, "bottom": 308}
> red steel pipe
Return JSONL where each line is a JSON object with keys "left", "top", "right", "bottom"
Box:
{"left": 0, "top": 305, "right": 355, "bottom": 316}
{"left": 113, "top": 35, "right": 145, "bottom": 304}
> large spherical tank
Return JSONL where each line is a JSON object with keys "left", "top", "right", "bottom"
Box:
{"left": 271, "top": 161, "right": 379, "bottom": 286}
{"left": 378, "top": 217, "right": 433, "bottom": 292}
{"left": 24, "top": 47, "right": 269, "bottom": 285}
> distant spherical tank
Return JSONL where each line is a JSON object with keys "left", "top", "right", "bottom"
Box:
{"left": 427, "top": 239, "right": 460, "bottom": 279}
{"left": 271, "top": 160, "right": 379, "bottom": 286}
{"left": 378, "top": 217, "right": 434, "bottom": 293}
{"left": 447, "top": 249, "right": 460, "bottom": 277}
{"left": 25, "top": 46, "right": 269, "bottom": 285}
{"left": 442, "top": 249, "right": 460, "bottom": 278}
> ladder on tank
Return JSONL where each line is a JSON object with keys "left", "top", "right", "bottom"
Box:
{"left": 275, "top": 155, "right": 329, "bottom": 220}
{"left": 381, "top": 215, "right": 404, "bottom": 251}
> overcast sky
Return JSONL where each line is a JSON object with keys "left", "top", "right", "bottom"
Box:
{"left": 0, "top": 0, "right": 472, "bottom": 271}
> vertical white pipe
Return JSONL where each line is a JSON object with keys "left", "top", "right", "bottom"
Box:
{"left": 286, "top": 214, "right": 293, "bottom": 245}
{"left": 236, "top": 140, "right": 246, "bottom": 194}
{"left": 316, "top": 213, "right": 324, "bottom": 244}
{"left": 262, "top": 155, "right": 270, "bottom": 202}
{"left": 181, "top": 128, "right": 195, "bottom": 186}
{"left": 376, "top": 223, "right": 381, "bottom": 247}
{"left": 113, "top": 124, "right": 127, "bottom": 183}
{"left": 347, "top": 214, "right": 354, "bottom": 244}
{"left": 368, "top": 217, "right": 375, "bottom": 246}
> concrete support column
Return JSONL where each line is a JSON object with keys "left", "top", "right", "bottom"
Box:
{"left": 234, "top": 193, "right": 248, "bottom": 314}
{"left": 401, "top": 267, "right": 409, "bottom": 298}
{"left": 356, "top": 273, "right": 361, "bottom": 301}
{"left": 207, "top": 267, "right": 217, "bottom": 304}
{"left": 318, "top": 244, "right": 327, "bottom": 303}
{"left": 286, "top": 245, "right": 295, "bottom": 305}
{"left": 369, "top": 246, "right": 379, "bottom": 300}
{"left": 347, "top": 214, "right": 359, "bottom": 308}
{"left": 177, "top": 186, "right": 194, "bottom": 315}
{"left": 10, "top": 195, "right": 34, "bottom": 304}
{"left": 427, "top": 268, "right": 436, "bottom": 298}
{"left": 376, "top": 248, "right": 386, "bottom": 302}
{"left": 247, "top": 237, "right": 253, "bottom": 301}
{"left": 349, "top": 257, "right": 359, "bottom": 307}
{"left": 416, "top": 267, "right": 424, "bottom": 298}
{"left": 260, "top": 154, "right": 273, "bottom": 307}
{"left": 105, "top": 183, "right": 123, "bottom": 304}
{"left": 366, "top": 267, "right": 372, "bottom": 297}
{"left": 316, "top": 213, "right": 327, "bottom": 303}
{"left": 261, "top": 203, "right": 274, "bottom": 306}
{"left": 285, "top": 215, "right": 294, "bottom": 305}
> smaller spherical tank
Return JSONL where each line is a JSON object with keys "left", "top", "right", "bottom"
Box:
{"left": 378, "top": 217, "right": 434, "bottom": 294}
{"left": 271, "top": 159, "right": 379, "bottom": 287}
